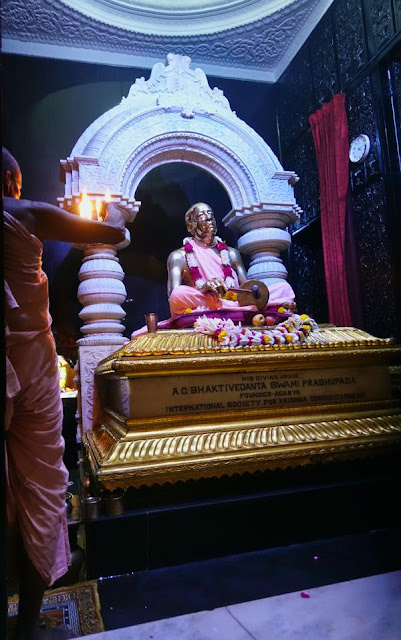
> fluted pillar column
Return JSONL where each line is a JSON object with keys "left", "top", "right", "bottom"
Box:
{"left": 76, "top": 237, "right": 129, "bottom": 438}
{"left": 78, "top": 243, "right": 128, "bottom": 342}
{"left": 238, "top": 227, "right": 293, "bottom": 285}
{"left": 69, "top": 199, "right": 140, "bottom": 439}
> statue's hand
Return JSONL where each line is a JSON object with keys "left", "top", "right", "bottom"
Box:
{"left": 201, "top": 276, "right": 228, "bottom": 297}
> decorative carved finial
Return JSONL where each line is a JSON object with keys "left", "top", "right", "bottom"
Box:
{"left": 125, "top": 52, "right": 234, "bottom": 118}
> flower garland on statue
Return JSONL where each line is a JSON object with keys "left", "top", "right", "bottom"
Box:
{"left": 194, "top": 314, "right": 319, "bottom": 349}
{"left": 183, "top": 236, "right": 236, "bottom": 291}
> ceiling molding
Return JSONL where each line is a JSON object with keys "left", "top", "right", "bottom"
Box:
{"left": 274, "top": 0, "right": 334, "bottom": 79}
{"left": 60, "top": 0, "right": 298, "bottom": 36}
{"left": 2, "top": 0, "right": 334, "bottom": 82}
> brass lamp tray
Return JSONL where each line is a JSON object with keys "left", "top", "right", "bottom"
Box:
{"left": 85, "top": 326, "right": 401, "bottom": 489}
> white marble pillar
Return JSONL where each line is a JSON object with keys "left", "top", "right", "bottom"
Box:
{"left": 72, "top": 201, "right": 140, "bottom": 439}
{"left": 223, "top": 175, "right": 301, "bottom": 288}
{"left": 76, "top": 237, "right": 127, "bottom": 438}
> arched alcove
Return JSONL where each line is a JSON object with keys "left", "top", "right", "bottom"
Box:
{"left": 59, "top": 53, "right": 301, "bottom": 287}
{"left": 123, "top": 161, "right": 234, "bottom": 330}
{"left": 58, "top": 53, "right": 303, "bottom": 436}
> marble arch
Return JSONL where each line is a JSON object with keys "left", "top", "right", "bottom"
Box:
{"left": 59, "top": 53, "right": 302, "bottom": 437}
{"left": 59, "top": 52, "right": 301, "bottom": 287}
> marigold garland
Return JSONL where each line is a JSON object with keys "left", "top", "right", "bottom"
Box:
{"left": 194, "top": 313, "right": 319, "bottom": 349}
{"left": 222, "top": 290, "right": 238, "bottom": 301}
{"left": 183, "top": 236, "right": 236, "bottom": 290}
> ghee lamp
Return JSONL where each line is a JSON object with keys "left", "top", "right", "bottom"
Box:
{"left": 79, "top": 189, "right": 93, "bottom": 219}
{"left": 95, "top": 198, "right": 102, "bottom": 221}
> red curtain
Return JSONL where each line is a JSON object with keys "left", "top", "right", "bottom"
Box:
{"left": 309, "top": 93, "right": 352, "bottom": 326}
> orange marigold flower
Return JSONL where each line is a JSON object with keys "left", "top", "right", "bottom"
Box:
{"left": 223, "top": 291, "right": 238, "bottom": 301}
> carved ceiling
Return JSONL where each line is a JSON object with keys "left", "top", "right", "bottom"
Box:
{"left": 2, "top": 0, "right": 334, "bottom": 82}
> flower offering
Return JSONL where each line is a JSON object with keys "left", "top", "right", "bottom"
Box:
{"left": 194, "top": 313, "right": 319, "bottom": 349}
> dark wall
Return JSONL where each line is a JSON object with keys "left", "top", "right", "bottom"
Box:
{"left": 276, "top": 0, "right": 401, "bottom": 338}
{"left": 2, "top": 54, "right": 279, "bottom": 340}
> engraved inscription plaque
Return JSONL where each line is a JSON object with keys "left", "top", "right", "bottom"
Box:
{"left": 88, "top": 326, "right": 401, "bottom": 488}
{"left": 127, "top": 365, "right": 391, "bottom": 419}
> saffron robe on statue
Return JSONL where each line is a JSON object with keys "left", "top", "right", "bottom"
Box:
{"left": 4, "top": 210, "right": 70, "bottom": 586}
{"left": 131, "top": 237, "right": 295, "bottom": 338}
{"left": 169, "top": 237, "right": 295, "bottom": 315}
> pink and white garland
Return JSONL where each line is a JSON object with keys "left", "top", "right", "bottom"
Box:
{"left": 184, "top": 236, "right": 236, "bottom": 290}
{"left": 194, "top": 314, "right": 319, "bottom": 349}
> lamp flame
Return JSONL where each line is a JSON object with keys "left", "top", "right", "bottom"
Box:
{"left": 79, "top": 189, "right": 92, "bottom": 219}
{"left": 96, "top": 198, "right": 102, "bottom": 221}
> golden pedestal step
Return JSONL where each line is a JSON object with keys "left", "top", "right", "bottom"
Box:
{"left": 84, "top": 326, "right": 401, "bottom": 489}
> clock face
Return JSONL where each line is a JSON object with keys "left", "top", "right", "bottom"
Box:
{"left": 349, "top": 134, "right": 370, "bottom": 164}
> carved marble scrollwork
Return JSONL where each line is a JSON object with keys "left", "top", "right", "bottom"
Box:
{"left": 78, "top": 345, "right": 121, "bottom": 438}
{"left": 61, "top": 54, "right": 302, "bottom": 433}
{"left": 3, "top": 0, "right": 322, "bottom": 80}
{"left": 59, "top": 54, "right": 301, "bottom": 289}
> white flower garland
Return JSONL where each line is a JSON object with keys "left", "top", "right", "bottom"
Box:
{"left": 183, "top": 236, "right": 236, "bottom": 290}
{"left": 194, "top": 313, "right": 319, "bottom": 349}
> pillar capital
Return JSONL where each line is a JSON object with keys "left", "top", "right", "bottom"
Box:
{"left": 223, "top": 201, "right": 301, "bottom": 288}
{"left": 223, "top": 201, "right": 301, "bottom": 234}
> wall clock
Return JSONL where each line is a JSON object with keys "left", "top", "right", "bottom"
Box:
{"left": 349, "top": 134, "right": 370, "bottom": 164}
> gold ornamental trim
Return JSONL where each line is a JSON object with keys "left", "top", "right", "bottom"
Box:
{"left": 88, "top": 325, "right": 401, "bottom": 490}
{"left": 123, "top": 326, "right": 393, "bottom": 357}
{"left": 119, "top": 399, "right": 400, "bottom": 431}
{"left": 84, "top": 409, "right": 401, "bottom": 489}
{"left": 96, "top": 327, "right": 400, "bottom": 377}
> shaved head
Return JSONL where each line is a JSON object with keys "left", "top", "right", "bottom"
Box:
{"left": 2, "top": 147, "right": 20, "bottom": 177}
{"left": 2, "top": 147, "right": 22, "bottom": 198}
{"left": 185, "top": 202, "right": 212, "bottom": 231}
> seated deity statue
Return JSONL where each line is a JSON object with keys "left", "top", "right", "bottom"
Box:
{"left": 167, "top": 202, "right": 295, "bottom": 315}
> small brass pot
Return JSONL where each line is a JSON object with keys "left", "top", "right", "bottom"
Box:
{"left": 102, "top": 489, "right": 125, "bottom": 517}
{"left": 82, "top": 496, "right": 101, "bottom": 520}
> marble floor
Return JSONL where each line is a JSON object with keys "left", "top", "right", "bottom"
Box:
{"left": 85, "top": 570, "right": 401, "bottom": 639}
{"left": 90, "top": 529, "right": 401, "bottom": 639}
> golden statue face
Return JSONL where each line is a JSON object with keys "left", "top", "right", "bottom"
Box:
{"left": 193, "top": 204, "right": 217, "bottom": 239}
{"left": 5, "top": 169, "right": 22, "bottom": 199}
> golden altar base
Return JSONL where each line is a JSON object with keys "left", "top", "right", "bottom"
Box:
{"left": 84, "top": 326, "right": 401, "bottom": 490}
